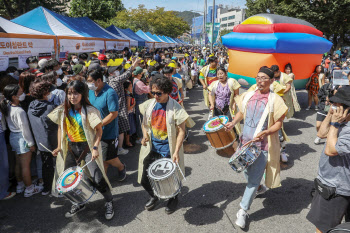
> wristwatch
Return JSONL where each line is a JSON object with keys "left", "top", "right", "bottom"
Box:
{"left": 93, "top": 146, "right": 98, "bottom": 150}
{"left": 330, "top": 122, "right": 341, "bottom": 128}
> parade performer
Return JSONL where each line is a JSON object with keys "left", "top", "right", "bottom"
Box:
{"left": 137, "top": 75, "right": 194, "bottom": 214}
{"left": 225, "top": 66, "right": 287, "bottom": 229}
{"left": 284, "top": 63, "right": 301, "bottom": 112}
{"left": 306, "top": 65, "right": 324, "bottom": 110}
{"left": 49, "top": 80, "right": 114, "bottom": 220}
{"left": 199, "top": 56, "right": 219, "bottom": 110}
{"left": 163, "top": 66, "right": 184, "bottom": 104}
{"left": 208, "top": 66, "right": 241, "bottom": 135}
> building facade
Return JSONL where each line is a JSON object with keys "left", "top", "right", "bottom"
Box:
{"left": 218, "top": 7, "right": 246, "bottom": 31}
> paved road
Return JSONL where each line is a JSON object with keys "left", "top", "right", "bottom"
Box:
{"left": 0, "top": 87, "right": 323, "bottom": 233}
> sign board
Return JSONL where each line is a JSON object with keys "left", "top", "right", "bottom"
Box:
{"left": 106, "top": 41, "right": 130, "bottom": 51}
{"left": 333, "top": 70, "right": 350, "bottom": 85}
{"left": 18, "top": 55, "right": 31, "bottom": 69}
{"left": 60, "top": 39, "right": 105, "bottom": 53}
{"left": 0, "top": 56, "right": 9, "bottom": 71}
{"left": 0, "top": 38, "right": 54, "bottom": 58}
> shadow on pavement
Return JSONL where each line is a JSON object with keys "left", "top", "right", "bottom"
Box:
{"left": 182, "top": 181, "right": 246, "bottom": 226}
{"left": 284, "top": 120, "right": 314, "bottom": 136}
{"left": 250, "top": 177, "right": 313, "bottom": 223}
{"left": 282, "top": 143, "right": 317, "bottom": 170}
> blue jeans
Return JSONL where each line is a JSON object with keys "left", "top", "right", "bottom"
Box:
{"left": 240, "top": 150, "right": 268, "bottom": 211}
{"left": 0, "top": 132, "right": 9, "bottom": 199}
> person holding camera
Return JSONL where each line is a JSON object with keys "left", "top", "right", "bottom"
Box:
{"left": 307, "top": 86, "right": 350, "bottom": 233}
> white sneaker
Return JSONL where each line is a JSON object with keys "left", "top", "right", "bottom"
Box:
{"left": 105, "top": 201, "right": 114, "bottom": 220}
{"left": 314, "top": 137, "right": 321, "bottom": 145}
{"left": 281, "top": 151, "right": 288, "bottom": 163}
{"left": 16, "top": 183, "right": 25, "bottom": 193}
{"left": 235, "top": 209, "right": 248, "bottom": 228}
{"left": 24, "top": 185, "right": 44, "bottom": 197}
{"left": 118, "top": 148, "right": 129, "bottom": 155}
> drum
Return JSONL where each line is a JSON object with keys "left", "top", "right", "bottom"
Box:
{"left": 203, "top": 116, "right": 237, "bottom": 156}
{"left": 56, "top": 166, "right": 96, "bottom": 205}
{"left": 147, "top": 158, "right": 182, "bottom": 199}
{"left": 228, "top": 142, "right": 262, "bottom": 173}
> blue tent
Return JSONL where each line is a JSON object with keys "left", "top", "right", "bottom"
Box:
{"left": 12, "top": 7, "right": 123, "bottom": 39}
{"left": 136, "top": 30, "right": 156, "bottom": 42}
{"left": 119, "top": 28, "right": 147, "bottom": 47}
{"left": 11, "top": 7, "right": 129, "bottom": 53}
{"left": 105, "top": 25, "right": 138, "bottom": 47}
{"left": 160, "top": 36, "right": 174, "bottom": 46}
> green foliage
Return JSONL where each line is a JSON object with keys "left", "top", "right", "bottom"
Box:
{"left": 0, "top": 0, "right": 69, "bottom": 19}
{"left": 107, "top": 5, "right": 191, "bottom": 38}
{"left": 69, "top": 0, "right": 124, "bottom": 21}
{"left": 174, "top": 11, "right": 201, "bottom": 25}
{"left": 245, "top": 0, "right": 350, "bottom": 50}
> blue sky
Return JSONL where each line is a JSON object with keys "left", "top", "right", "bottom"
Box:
{"left": 122, "top": 0, "right": 247, "bottom": 13}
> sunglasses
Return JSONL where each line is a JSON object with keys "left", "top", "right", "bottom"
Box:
{"left": 151, "top": 91, "right": 163, "bottom": 96}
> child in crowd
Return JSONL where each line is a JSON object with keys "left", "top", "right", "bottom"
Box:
{"left": 124, "top": 80, "right": 136, "bottom": 147}
{"left": 0, "top": 84, "right": 43, "bottom": 197}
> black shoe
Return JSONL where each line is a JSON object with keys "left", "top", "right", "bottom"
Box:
{"left": 165, "top": 196, "right": 178, "bottom": 215}
{"left": 145, "top": 196, "right": 158, "bottom": 211}
{"left": 65, "top": 204, "right": 85, "bottom": 218}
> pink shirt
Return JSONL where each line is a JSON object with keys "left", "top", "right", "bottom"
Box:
{"left": 133, "top": 79, "right": 150, "bottom": 95}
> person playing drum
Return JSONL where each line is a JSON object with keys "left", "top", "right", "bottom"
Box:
{"left": 225, "top": 66, "right": 288, "bottom": 229}
{"left": 49, "top": 80, "right": 114, "bottom": 220}
{"left": 138, "top": 75, "right": 194, "bottom": 214}
{"left": 208, "top": 65, "right": 241, "bottom": 134}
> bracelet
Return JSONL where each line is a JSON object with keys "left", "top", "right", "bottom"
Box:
{"left": 93, "top": 146, "right": 98, "bottom": 150}
{"left": 330, "top": 122, "right": 341, "bottom": 128}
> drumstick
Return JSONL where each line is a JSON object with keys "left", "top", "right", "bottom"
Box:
{"left": 81, "top": 159, "right": 93, "bottom": 170}
{"left": 39, "top": 143, "right": 54, "bottom": 154}
{"left": 217, "top": 118, "right": 229, "bottom": 130}
{"left": 176, "top": 163, "right": 186, "bottom": 181}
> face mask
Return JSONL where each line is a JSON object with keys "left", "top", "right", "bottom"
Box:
{"left": 29, "top": 63, "right": 37, "bottom": 69}
{"left": 8, "top": 73, "right": 14, "bottom": 76}
{"left": 88, "top": 83, "right": 97, "bottom": 91}
{"left": 56, "top": 68, "right": 63, "bottom": 75}
{"left": 18, "top": 93, "right": 26, "bottom": 101}
{"left": 176, "top": 68, "right": 180, "bottom": 73}
{"left": 46, "top": 93, "right": 52, "bottom": 101}
{"left": 73, "top": 58, "right": 79, "bottom": 64}
{"left": 114, "top": 71, "right": 120, "bottom": 76}
{"left": 56, "top": 78, "right": 63, "bottom": 87}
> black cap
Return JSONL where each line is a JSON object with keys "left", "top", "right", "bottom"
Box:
{"left": 329, "top": 86, "right": 350, "bottom": 107}
{"left": 258, "top": 66, "right": 274, "bottom": 79}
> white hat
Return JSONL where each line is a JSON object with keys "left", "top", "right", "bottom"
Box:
{"left": 38, "top": 59, "right": 48, "bottom": 68}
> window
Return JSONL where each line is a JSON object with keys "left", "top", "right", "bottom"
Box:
{"left": 228, "top": 22, "right": 235, "bottom": 27}
{"left": 221, "top": 17, "right": 227, "bottom": 21}
{"left": 221, "top": 23, "right": 227, "bottom": 28}
{"left": 228, "top": 15, "right": 235, "bottom": 20}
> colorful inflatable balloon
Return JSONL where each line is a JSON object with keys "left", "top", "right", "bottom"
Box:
{"left": 222, "top": 14, "right": 333, "bottom": 89}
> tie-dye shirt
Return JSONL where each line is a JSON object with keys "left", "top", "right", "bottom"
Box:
{"left": 151, "top": 102, "right": 170, "bottom": 156}
{"left": 65, "top": 109, "right": 87, "bottom": 142}
{"left": 241, "top": 92, "right": 269, "bottom": 151}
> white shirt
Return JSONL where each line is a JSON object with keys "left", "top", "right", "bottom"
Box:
{"left": 5, "top": 105, "right": 35, "bottom": 147}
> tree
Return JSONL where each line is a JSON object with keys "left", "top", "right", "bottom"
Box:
{"left": 69, "top": 0, "right": 124, "bottom": 21}
{"left": 106, "top": 5, "right": 191, "bottom": 38}
{"left": 0, "top": 0, "right": 69, "bottom": 19}
{"left": 245, "top": 0, "right": 350, "bottom": 51}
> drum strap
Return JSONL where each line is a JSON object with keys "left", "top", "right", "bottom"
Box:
{"left": 68, "top": 144, "right": 90, "bottom": 165}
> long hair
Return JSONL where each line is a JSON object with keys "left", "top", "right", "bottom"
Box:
{"left": 0, "top": 84, "right": 20, "bottom": 117}
{"left": 314, "top": 65, "right": 324, "bottom": 74}
{"left": 63, "top": 80, "right": 91, "bottom": 126}
{"left": 19, "top": 72, "right": 35, "bottom": 94}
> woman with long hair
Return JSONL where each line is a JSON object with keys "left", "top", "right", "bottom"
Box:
{"left": 49, "top": 80, "right": 114, "bottom": 220}
{"left": 0, "top": 84, "right": 41, "bottom": 197}
{"left": 284, "top": 63, "right": 301, "bottom": 112}
{"left": 306, "top": 65, "right": 324, "bottom": 110}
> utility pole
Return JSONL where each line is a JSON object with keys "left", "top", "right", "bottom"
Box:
{"left": 211, "top": 0, "right": 215, "bottom": 53}
{"left": 203, "top": 0, "right": 207, "bottom": 47}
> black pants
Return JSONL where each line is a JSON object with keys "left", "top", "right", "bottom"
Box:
{"left": 141, "top": 151, "right": 171, "bottom": 197}
{"left": 65, "top": 142, "right": 113, "bottom": 203}
{"left": 40, "top": 151, "right": 54, "bottom": 192}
